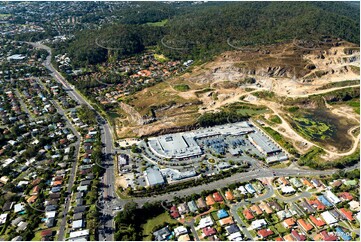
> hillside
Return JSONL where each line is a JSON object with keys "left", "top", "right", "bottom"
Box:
{"left": 62, "top": 1, "right": 360, "bottom": 66}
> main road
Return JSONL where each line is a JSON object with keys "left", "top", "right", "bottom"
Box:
{"left": 26, "top": 40, "right": 359, "bottom": 241}
{"left": 27, "top": 41, "right": 119, "bottom": 241}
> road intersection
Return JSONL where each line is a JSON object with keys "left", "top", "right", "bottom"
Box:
{"left": 28, "top": 41, "right": 359, "bottom": 241}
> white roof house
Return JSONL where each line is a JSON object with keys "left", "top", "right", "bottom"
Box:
{"left": 174, "top": 226, "right": 188, "bottom": 237}
{"left": 238, "top": 186, "right": 247, "bottom": 194}
{"left": 69, "top": 229, "right": 89, "bottom": 239}
{"left": 228, "top": 232, "right": 243, "bottom": 241}
{"left": 321, "top": 211, "right": 338, "bottom": 225}
{"left": 14, "top": 203, "right": 24, "bottom": 213}
{"left": 251, "top": 219, "right": 267, "bottom": 229}
{"left": 197, "top": 216, "right": 214, "bottom": 229}
{"left": 0, "top": 213, "right": 8, "bottom": 225}
{"left": 325, "top": 190, "right": 341, "bottom": 204}
{"left": 72, "top": 219, "right": 84, "bottom": 229}
{"left": 45, "top": 211, "right": 56, "bottom": 218}
{"left": 281, "top": 186, "right": 296, "bottom": 194}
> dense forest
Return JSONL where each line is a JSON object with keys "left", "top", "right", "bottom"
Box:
{"left": 59, "top": 1, "right": 360, "bottom": 66}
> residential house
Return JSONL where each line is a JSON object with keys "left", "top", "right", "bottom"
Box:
{"left": 219, "top": 217, "right": 234, "bottom": 226}
{"left": 196, "top": 197, "right": 207, "bottom": 210}
{"left": 11, "top": 217, "right": 23, "bottom": 226}
{"left": 297, "top": 219, "right": 313, "bottom": 232}
{"left": 197, "top": 216, "right": 214, "bottom": 229}
{"left": 243, "top": 208, "right": 254, "bottom": 220}
{"left": 310, "top": 178, "right": 322, "bottom": 187}
{"left": 349, "top": 200, "right": 360, "bottom": 211}
{"left": 225, "top": 224, "right": 240, "bottom": 235}
{"left": 339, "top": 208, "right": 354, "bottom": 221}
{"left": 279, "top": 177, "right": 290, "bottom": 186}
{"left": 291, "top": 230, "right": 306, "bottom": 241}
{"left": 225, "top": 190, "right": 235, "bottom": 201}
{"left": 321, "top": 211, "right": 337, "bottom": 225}
{"left": 317, "top": 195, "right": 332, "bottom": 207}
{"left": 251, "top": 219, "right": 267, "bottom": 230}
{"left": 289, "top": 178, "right": 302, "bottom": 188}
{"left": 174, "top": 226, "right": 188, "bottom": 237}
{"left": 213, "top": 192, "right": 223, "bottom": 202}
{"left": 206, "top": 195, "right": 215, "bottom": 206}
{"left": 203, "top": 227, "right": 217, "bottom": 237}
{"left": 245, "top": 184, "right": 256, "bottom": 194}
{"left": 250, "top": 204, "right": 263, "bottom": 215}
{"left": 217, "top": 209, "right": 229, "bottom": 219}
{"left": 187, "top": 201, "right": 198, "bottom": 213}
{"left": 335, "top": 227, "right": 351, "bottom": 241}
{"left": 314, "top": 230, "right": 337, "bottom": 241}
{"left": 177, "top": 203, "right": 189, "bottom": 215}
{"left": 178, "top": 234, "right": 190, "bottom": 241}
{"left": 153, "top": 226, "right": 171, "bottom": 241}
{"left": 283, "top": 218, "right": 296, "bottom": 229}
{"left": 299, "top": 200, "right": 316, "bottom": 214}
{"left": 268, "top": 201, "right": 282, "bottom": 211}
{"left": 308, "top": 199, "right": 326, "bottom": 211}
{"left": 325, "top": 190, "right": 340, "bottom": 204}
{"left": 259, "top": 202, "right": 273, "bottom": 214}
{"left": 170, "top": 206, "right": 180, "bottom": 219}
{"left": 338, "top": 192, "right": 353, "bottom": 201}
{"left": 283, "top": 234, "right": 295, "bottom": 241}
{"left": 309, "top": 215, "right": 326, "bottom": 228}
{"left": 258, "top": 229, "right": 274, "bottom": 239}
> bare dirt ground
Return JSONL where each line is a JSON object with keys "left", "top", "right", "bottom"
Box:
{"left": 115, "top": 39, "right": 360, "bottom": 160}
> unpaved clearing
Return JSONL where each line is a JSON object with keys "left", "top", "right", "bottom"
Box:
{"left": 115, "top": 39, "right": 360, "bottom": 160}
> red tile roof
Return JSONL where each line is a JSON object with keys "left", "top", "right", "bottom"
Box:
{"left": 258, "top": 229, "right": 274, "bottom": 238}
{"left": 283, "top": 218, "right": 296, "bottom": 228}
{"left": 203, "top": 227, "right": 217, "bottom": 237}
{"left": 170, "top": 206, "right": 180, "bottom": 218}
{"left": 297, "top": 219, "right": 313, "bottom": 232}
{"left": 243, "top": 209, "right": 254, "bottom": 220}
{"left": 213, "top": 192, "right": 223, "bottom": 202}
{"left": 309, "top": 215, "right": 326, "bottom": 227}
{"left": 291, "top": 230, "right": 306, "bottom": 241}
{"left": 206, "top": 195, "right": 215, "bottom": 206}
{"left": 320, "top": 230, "right": 337, "bottom": 241}
{"left": 340, "top": 208, "right": 354, "bottom": 221}
{"left": 308, "top": 199, "right": 326, "bottom": 211}
{"left": 225, "top": 190, "right": 234, "bottom": 201}
{"left": 338, "top": 192, "right": 353, "bottom": 201}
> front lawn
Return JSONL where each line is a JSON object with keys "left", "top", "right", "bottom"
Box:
{"left": 141, "top": 212, "right": 178, "bottom": 241}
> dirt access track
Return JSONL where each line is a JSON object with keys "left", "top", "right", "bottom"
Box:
{"left": 115, "top": 38, "right": 360, "bottom": 160}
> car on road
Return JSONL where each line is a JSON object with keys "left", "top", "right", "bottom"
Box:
{"left": 112, "top": 206, "right": 122, "bottom": 211}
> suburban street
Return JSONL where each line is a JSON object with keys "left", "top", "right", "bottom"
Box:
{"left": 28, "top": 41, "right": 120, "bottom": 241}
{"left": 26, "top": 40, "right": 360, "bottom": 241}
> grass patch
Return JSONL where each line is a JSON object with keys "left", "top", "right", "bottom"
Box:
{"left": 292, "top": 116, "right": 332, "bottom": 141}
{"left": 269, "top": 115, "right": 282, "bottom": 124}
{"left": 210, "top": 211, "right": 219, "bottom": 221}
{"left": 262, "top": 126, "right": 298, "bottom": 155}
{"left": 274, "top": 223, "right": 288, "bottom": 234}
{"left": 287, "top": 106, "right": 299, "bottom": 112}
{"left": 146, "top": 19, "right": 168, "bottom": 27}
{"left": 316, "top": 80, "right": 360, "bottom": 90}
{"left": 270, "top": 161, "right": 290, "bottom": 169}
{"left": 287, "top": 108, "right": 356, "bottom": 151}
{"left": 141, "top": 212, "right": 178, "bottom": 240}
{"left": 195, "top": 88, "right": 214, "bottom": 97}
{"left": 297, "top": 147, "right": 325, "bottom": 168}
{"left": 174, "top": 84, "right": 190, "bottom": 92}
{"left": 31, "top": 230, "right": 43, "bottom": 241}
{"left": 346, "top": 99, "right": 360, "bottom": 114}
{"left": 154, "top": 53, "right": 169, "bottom": 63}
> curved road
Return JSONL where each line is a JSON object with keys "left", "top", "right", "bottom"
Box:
{"left": 27, "top": 40, "right": 360, "bottom": 241}
{"left": 27, "top": 41, "right": 119, "bottom": 241}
